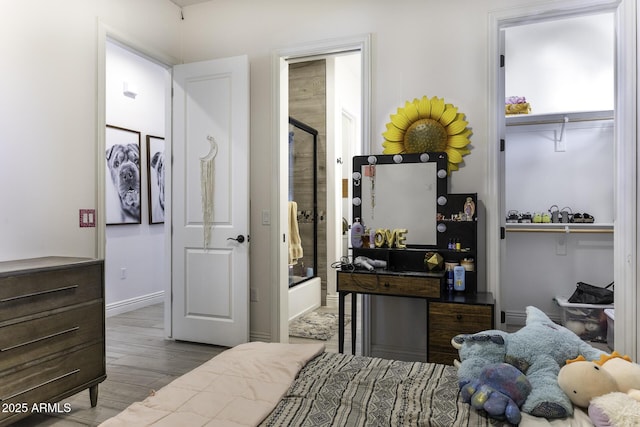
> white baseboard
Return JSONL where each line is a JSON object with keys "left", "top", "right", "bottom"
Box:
{"left": 106, "top": 291, "right": 164, "bottom": 318}
{"left": 325, "top": 293, "right": 338, "bottom": 309}
{"left": 250, "top": 331, "right": 271, "bottom": 342}
{"left": 505, "top": 309, "right": 560, "bottom": 327}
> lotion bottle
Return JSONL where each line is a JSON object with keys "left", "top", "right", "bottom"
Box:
{"left": 351, "top": 218, "right": 363, "bottom": 248}
{"left": 453, "top": 266, "right": 466, "bottom": 291}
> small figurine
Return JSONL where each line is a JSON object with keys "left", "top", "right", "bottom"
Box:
{"left": 464, "top": 197, "right": 475, "bottom": 220}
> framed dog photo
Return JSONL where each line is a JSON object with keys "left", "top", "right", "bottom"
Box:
{"left": 105, "top": 125, "right": 142, "bottom": 225}
{"left": 146, "top": 135, "right": 165, "bottom": 224}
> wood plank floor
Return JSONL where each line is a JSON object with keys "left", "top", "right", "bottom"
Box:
{"left": 11, "top": 302, "right": 350, "bottom": 426}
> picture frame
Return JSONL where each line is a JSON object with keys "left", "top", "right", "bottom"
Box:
{"left": 105, "top": 125, "right": 142, "bottom": 225}
{"left": 146, "top": 135, "right": 166, "bottom": 224}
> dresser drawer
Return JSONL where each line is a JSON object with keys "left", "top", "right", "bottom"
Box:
{"left": 428, "top": 302, "right": 493, "bottom": 365}
{"left": 0, "top": 342, "right": 104, "bottom": 414}
{"left": 337, "top": 272, "right": 440, "bottom": 298}
{"left": 0, "top": 302, "right": 103, "bottom": 372}
{"left": 0, "top": 264, "right": 102, "bottom": 322}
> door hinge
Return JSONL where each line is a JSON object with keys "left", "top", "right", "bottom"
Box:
{"left": 500, "top": 310, "right": 506, "bottom": 323}
{"left": 500, "top": 54, "right": 505, "bottom": 68}
{"left": 500, "top": 139, "right": 505, "bottom": 152}
{"left": 500, "top": 226, "right": 506, "bottom": 240}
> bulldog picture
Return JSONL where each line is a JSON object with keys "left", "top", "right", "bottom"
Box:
{"left": 106, "top": 143, "right": 141, "bottom": 224}
{"left": 150, "top": 150, "right": 165, "bottom": 223}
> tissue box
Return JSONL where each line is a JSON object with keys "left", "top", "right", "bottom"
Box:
{"left": 604, "top": 308, "right": 614, "bottom": 350}
{"left": 554, "top": 296, "right": 613, "bottom": 342}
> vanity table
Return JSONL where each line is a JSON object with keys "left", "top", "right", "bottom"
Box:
{"left": 339, "top": 153, "right": 494, "bottom": 364}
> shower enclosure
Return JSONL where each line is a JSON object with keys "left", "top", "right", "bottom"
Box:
{"left": 288, "top": 117, "right": 318, "bottom": 288}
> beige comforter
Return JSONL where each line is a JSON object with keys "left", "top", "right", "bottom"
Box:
{"left": 100, "top": 342, "right": 325, "bottom": 427}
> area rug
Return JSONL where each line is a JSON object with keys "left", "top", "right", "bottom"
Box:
{"left": 289, "top": 310, "right": 351, "bottom": 341}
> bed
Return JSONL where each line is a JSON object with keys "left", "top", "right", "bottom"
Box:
{"left": 99, "top": 342, "right": 593, "bottom": 426}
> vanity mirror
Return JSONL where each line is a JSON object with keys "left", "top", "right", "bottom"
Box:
{"left": 352, "top": 152, "right": 448, "bottom": 248}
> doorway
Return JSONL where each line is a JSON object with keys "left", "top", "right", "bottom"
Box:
{"left": 273, "top": 35, "right": 371, "bottom": 342}
{"left": 501, "top": 13, "right": 614, "bottom": 325}
{"left": 487, "top": 0, "right": 637, "bottom": 357}
{"left": 102, "top": 37, "right": 169, "bottom": 317}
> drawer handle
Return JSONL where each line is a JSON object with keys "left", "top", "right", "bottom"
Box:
{"left": 384, "top": 282, "right": 390, "bottom": 288}
{"left": 0, "top": 369, "right": 80, "bottom": 402}
{"left": 0, "top": 326, "right": 80, "bottom": 352}
{"left": 0, "top": 284, "right": 79, "bottom": 303}
{"left": 456, "top": 314, "right": 463, "bottom": 321}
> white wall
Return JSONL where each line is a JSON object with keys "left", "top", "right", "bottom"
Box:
{"left": 104, "top": 40, "right": 167, "bottom": 312}
{"left": 505, "top": 13, "right": 614, "bottom": 114}
{"left": 0, "top": 0, "right": 181, "bottom": 262}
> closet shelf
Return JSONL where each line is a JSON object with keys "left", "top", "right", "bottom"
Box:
{"left": 506, "top": 110, "right": 613, "bottom": 127}
{"left": 505, "top": 223, "right": 613, "bottom": 234}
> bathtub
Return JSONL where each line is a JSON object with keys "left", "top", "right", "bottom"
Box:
{"left": 288, "top": 276, "right": 321, "bottom": 322}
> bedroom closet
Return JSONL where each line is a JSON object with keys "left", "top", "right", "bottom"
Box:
{"left": 501, "top": 13, "right": 615, "bottom": 326}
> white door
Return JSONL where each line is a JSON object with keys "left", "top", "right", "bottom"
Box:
{"left": 171, "top": 55, "right": 250, "bottom": 346}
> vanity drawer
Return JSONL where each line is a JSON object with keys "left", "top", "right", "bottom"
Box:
{"left": 428, "top": 302, "right": 493, "bottom": 365}
{"left": 337, "top": 272, "right": 440, "bottom": 298}
{"left": 0, "top": 302, "right": 103, "bottom": 372}
{"left": 0, "top": 263, "right": 102, "bottom": 322}
{"left": 0, "top": 342, "right": 104, "bottom": 422}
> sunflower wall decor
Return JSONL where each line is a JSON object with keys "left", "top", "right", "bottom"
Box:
{"left": 382, "top": 96, "right": 472, "bottom": 172}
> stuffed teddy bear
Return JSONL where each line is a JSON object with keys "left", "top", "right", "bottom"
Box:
{"left": 452, "top": 306, "right": 606, "bottom": 420}
{"left": 558, "top": 352, "right": 640, "bottom": 426}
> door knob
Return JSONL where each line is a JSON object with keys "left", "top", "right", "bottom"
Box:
{"left": 227, "top": 235, "right": 245, "bottom": 243}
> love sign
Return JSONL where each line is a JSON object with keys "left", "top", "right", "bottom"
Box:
{"left": 374, "top": 228, "right": 408, "bottom": 248}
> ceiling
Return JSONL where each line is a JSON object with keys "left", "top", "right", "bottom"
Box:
{"left": 170, "top": 0, "right": 212, "bottom": 7}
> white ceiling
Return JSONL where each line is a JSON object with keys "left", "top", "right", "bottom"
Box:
{"left": 170, "top": 0, "right": 212, "bottom": 7}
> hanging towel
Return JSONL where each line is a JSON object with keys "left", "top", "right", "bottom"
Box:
{"left": 288, "top": 201, "right": 303, "bottom": 265}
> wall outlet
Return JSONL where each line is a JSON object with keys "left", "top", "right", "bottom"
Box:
{"left": 250, "top": 287, "right": 259, "bottom": 301}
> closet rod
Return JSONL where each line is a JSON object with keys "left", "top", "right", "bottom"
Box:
{"left": 506, "top": 228, "right": 613, "bottom": 234}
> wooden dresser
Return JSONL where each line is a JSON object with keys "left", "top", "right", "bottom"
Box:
{"left": 337, "top": 269, "right": 494, "bottom": 365}
{"left": 0, "top": 257, "right": 105, "bottom": 426}
{"left": 427, "top": 297, "right": 494, "bottom": 365}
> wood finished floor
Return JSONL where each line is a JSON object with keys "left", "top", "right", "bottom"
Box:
{"left": 11, "top": 302, "right": 347, "bottom": 426}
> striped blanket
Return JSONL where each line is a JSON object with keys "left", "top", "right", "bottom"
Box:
{"left": 260, "top": 352, "right": 492, "bottom": 426}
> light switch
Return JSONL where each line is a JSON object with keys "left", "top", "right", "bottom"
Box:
{"left": 79, "top": 209, "right": 96, "bottom": 227}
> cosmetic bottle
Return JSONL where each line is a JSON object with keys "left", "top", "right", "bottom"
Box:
{"left": 351, "top": 218, "right": 363, "bottom": 248}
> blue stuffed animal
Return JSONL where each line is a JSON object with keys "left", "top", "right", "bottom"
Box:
{"left": 461, "top": 362, "right": 532, "bottom": 424}
{"left": 452, "top": 306, "right": 607, "bottom": 420}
